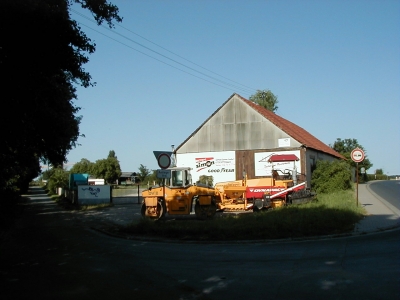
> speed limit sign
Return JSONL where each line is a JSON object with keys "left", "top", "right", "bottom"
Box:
{"left": 351, "top": 148, "right": 365, "bottom": 163}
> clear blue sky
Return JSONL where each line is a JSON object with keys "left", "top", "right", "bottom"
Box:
{"left": 67, "top": 0, "right": 400, "bottom": 176}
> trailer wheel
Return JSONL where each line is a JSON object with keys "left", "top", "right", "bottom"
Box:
{"left": 253, "top": 199, "right": 265, "bottom": 212}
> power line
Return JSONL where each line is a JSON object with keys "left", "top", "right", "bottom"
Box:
{"left": 71, "top": 9, "right": 257, "bottom": 95}
{"left": 78, "top": 21, "right": 254, "bottom": 94}
{"left": 78, "top": 23, "right": 246, "bottom": 92}
{"left": 115, "top": 20, "right": 257, "bottom": 93}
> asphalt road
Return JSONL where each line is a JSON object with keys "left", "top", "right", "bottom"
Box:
{"left": 1, "top": 187, "right": 399, "bottom": 300}
{"left": 368, "top": 180, "right": 400, "bottom": 211}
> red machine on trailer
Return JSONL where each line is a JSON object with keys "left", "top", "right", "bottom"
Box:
{"left": 251, "top": 154, "right": 315, "bottom": 211}
{"left": 214, "top": 154, "right": 315, "bottom": 212}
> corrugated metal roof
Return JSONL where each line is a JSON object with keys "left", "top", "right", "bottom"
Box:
{"left": 120, "top": 172, "right": 134, "bottom": 177}
{"left": 176, "top": 93, "right": 344, "bottom": 159}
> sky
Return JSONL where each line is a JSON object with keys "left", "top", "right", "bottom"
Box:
{"left": 66, "top": 0, "right": 400, "bottom": 176}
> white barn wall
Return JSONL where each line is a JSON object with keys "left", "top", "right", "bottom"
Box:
{"left": 178, "top": 95, "right": 303, "bottom": 154}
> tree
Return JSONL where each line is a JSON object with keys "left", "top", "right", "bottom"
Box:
{"left": 0, "top": 0, "right": 121, "bottom": 195}
{"left": 146, "top": 170, "right": 158, "bottom": 186}
{"left": 198, "top": 175, "right": 214, "bottom": 186}
{"left": 249, "top": 89, "right": 279, "bottom": 112}
{"left": 47, "top": 166, "right": 69, "bottom": 194}
{"left": 91, "top": 155, "right": 121, "bottom": 184}
{"left": 108, "top": 150, "right": 117, "bottom": 159}
{"left": 138, "top": 165, "right": 152, "bottom": 183}
{"left": 41, "top": 169, "right": 53, "bottom": 181}
{"left": 69, "top": 158, "right": 94, "bottom": 174}
{"left": 331, "top": 138, "right": 373, "bottom": 172}
{"left": 91, "top": 159, "right": 120, "bottom": 184}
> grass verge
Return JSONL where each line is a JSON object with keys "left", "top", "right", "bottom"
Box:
{"left": 121, "top": 190, "right": 365, "bottom": 241}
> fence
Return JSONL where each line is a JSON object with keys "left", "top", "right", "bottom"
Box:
{"left": 111, "top": 186, "right": 144, "bottom": 204}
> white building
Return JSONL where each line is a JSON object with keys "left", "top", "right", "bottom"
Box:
{"left": 174, "top": 93, "right": 344, "bottom": 186}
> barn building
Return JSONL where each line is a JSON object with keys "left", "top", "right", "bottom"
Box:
{"left": 174, "top": 93, "right": 344, "bottom": 187}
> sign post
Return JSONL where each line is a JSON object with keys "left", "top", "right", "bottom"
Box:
{"left": 351, "top": 148, "right": 365, "bottom": 206}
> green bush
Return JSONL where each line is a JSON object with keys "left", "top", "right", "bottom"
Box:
{"left": 311, "top": 160, "right": 352, "bottom": 193}
{"left": 47, "top": 167, "right": 69, "bottom": 195}
{"left": 366, "top": 174, "right": 388, "bottom": 181}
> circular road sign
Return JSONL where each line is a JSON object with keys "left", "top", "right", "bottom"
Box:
{"left": 157, "top": 153, "right": 171, "bottom": 169}
{"left": 351, "top": 148, "right": 365, "bottom": 163}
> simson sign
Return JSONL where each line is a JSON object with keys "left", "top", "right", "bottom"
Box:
{"left": 177, "top": 151, "right": 236, "bottom": 183}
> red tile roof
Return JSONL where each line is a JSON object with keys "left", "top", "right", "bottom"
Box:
{"left": 237, "top": 94, "right": 345, "bottom": 159}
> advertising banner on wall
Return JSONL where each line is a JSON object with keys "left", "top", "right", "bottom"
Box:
{"left": 176, "top": 151, "right": 236, "bottom": 184}
{"left": 77, "top": 185, "right": 111, "bottom": 205}
{"left": 255, "top": 150, "right": 301, "bottom": 176}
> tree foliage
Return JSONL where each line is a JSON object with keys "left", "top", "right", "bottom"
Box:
{"left": 198, "top": 175, "right": 214, "bottom": 186}
{"left": 146, "top": 170, "right": 158, "bottom": 186}
{"left": 0, "top": 0, "right": 121, "bottom": 195}
{"left": 91, "top": 155, "right": 121, "bottom": 184}
{"left": 69, "top": 158, "right": 94, "bottom": 174}
{"left": 68, "top": 151, "right": 121, "bottom": 184}
{"left": 41, "top": 169, "right": 52, "bottom": 181}
{"left": 108, "top": 150, "right": 117, "bottom": 159}
{"left": 311, "top": 160, "right": 352, "bottom": 193}
{"left": 249, "top": 89, "right": 279, "bottom": 112}
{"left": 47, "top": 167, "right": 69, "bottom": 194}
{"left": 138, "top": 165, "right": 152, "bottom": 183}
{"left": 331, "top": 138, "right": 373, "bottom": 172}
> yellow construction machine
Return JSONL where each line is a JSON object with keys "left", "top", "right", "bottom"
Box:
{"left": 214, "top": 179, "right": 249, "bottom": 211}
{"left": 141, "top": 167, "right": 218, "bottom": 220}
{"left": 142, "top": 155, "right": 315, "bottom": 219}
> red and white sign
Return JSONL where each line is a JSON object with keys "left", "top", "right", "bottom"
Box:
{"left": 351, "top": 148, "right": 365, "bottom": 163}
{"left": 153, "top": 151, "right": 172, "bottom": 169}
{"left": 157, "top": 153, "right": 171, "bottom": 169}
{"left": 246, "top": 186, "right": 285, "bottom": 198}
